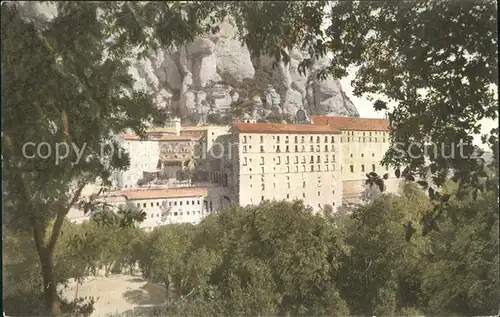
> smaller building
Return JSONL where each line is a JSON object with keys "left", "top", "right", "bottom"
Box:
{"left": 106, "top": 187, "right": 210, "bottom": 231}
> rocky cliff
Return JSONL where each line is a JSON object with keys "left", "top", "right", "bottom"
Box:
{"left": 14, "top": 2, "right": 359, "bottom": 123}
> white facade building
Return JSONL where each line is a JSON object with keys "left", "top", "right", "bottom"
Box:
{"left": 106, "top": 187, "right": 209, "bottom": 231}
{"left": 230, "top": 122, "right": 344, "bottom": 213}
{"left": 115, "top": 135, "right": 161, "bottom": 189}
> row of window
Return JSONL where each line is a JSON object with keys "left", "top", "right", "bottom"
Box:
{"left": 242, "top": 144, "right": 335, "bottom": 153}
{"left": 145, "top": 210, "right": 204, "bottom": 218}
{"left": 342, "top": 137, "right": 386, "bottom": 143}
{"left": 344, "top": 131, "right": 385, "bottom": 136}
{"left": 349, "top": 164, "right": 389, "bottom": 173}
{"left": 256, "top": 191, "right": 336, "bottom": 201}
{"left": 244, "top": 155, "right": 336, "bottom": 166}
{"left": 257, "top": 180, "right": 332, "bottom": 191}
{"left": 243, "top": 135, "right": 337, "bottom": 144}
{"left": 136, "top": 199, "right": 202, "bottom": 208}
{"left": 244, "top": 164, "right": 337, "bottom": 174}
{"left": 350, "top": 153, "right": 376, "bottom": 158}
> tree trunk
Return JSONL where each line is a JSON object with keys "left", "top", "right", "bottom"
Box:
{"left": 38, "top": 248, "right": 61, "bottom": 315}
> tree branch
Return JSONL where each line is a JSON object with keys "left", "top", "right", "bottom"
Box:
{"left": 47, "top": 182, "right": 87, "bottom": 251}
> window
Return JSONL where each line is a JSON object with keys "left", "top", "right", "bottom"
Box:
{"left": 143, "top": 203, "right": 146, "bottom": 208}
{"left": 243, "top": 157, "right": 248, "bottom": 165}
{"left": 369, "top": 137, "right": 372, "bottom": 142}
{"left": 174, "top": 201, "right": 177, "bottom": 206}
{"left": 276, "top": 145, "right": 281, "bottom": 152}
{"left": 302, "top": 145, "right": 305, "bottom": 152}
{"left": 261, "top": 184, "right": 265, "bottom": 190}
{"left": 180, "top": 201, "right": 183, "bottom": 206}
{"left": 372, "top": 153, "right": 375, "bottom": 157}
{"left": 260, "top": 145, "right": 264, "bottom": 152}
{"left": 186, "top": 201, "right": 190, "bottom": 205}
{"left": 261, "top": 166, "right": 265, "bottom": 174}
{"left": 325, "top": 136, "right": 328, "bottom": 143}
{"left": 286, "top": 145, "right": 289, "bottom": 152}
{"left": 295, "top": 145, "right": 299, "bottom": 152}
{"left": 317, "top": 155, "right": 321, "bottom": 163}
{"left": 286, "top": 156, "right": 290, "bottom": 164}
{"left": 310, "top": 145, "right": 314, "bottom": 152}
{"left": 174, "top": 212, "right": 178, "bottom": 216}
{"left": 287, "top": 182, "right": 291, "bottom": 188}
{"left": 316, "top": 145, "right": 320, "bottom": 152}
{"left": 302, "top": 165, "right": 306, "bottom": 172}
{"left": 361, "top": 153, "right": 364, "bottom": 157}
{"left": 310, "top": 155, "right": 314, "bottom": 163}
{"left": 243, "top": 136, "right": 247, "bottom": 143}
{"left": 277, "top": 136, "right": 280, "bottom": 142}
{"left": 301, "top": 136, "right": 305, "bottom": 143}
{"left": 350, "top": 153, "right": 353, "bottom": 158}
{"left": 286, "top": 166, "right": 290, "bottom": 173}
{"left": 136, "top": 203, "right": 140, "bottom": 208}
{"left": 316, "top": 136, "right": 320, "bottom": 143}
{"left": 287, "top": 194, "right": 290, "bottom": 199}
{"left": 347, "top": 137, "right": 350, "bottom": 142}
{"left": 295, "top": 136, "right": 298, "bottom": 143}
{"left": 325, "top": 155, "right": 329, "bottom": 163}
{"left": 294, "top": 156, "right": 298, "bottom": 164}
{"left": 331, "top": 136, "right": 335, "bottom": 143}
{"left": 260, "top": 136, "right": 264, "bottom": 143}
{"left": 295, "top": 166, "right": 299, "bottom": 172}
{"left": 273, "top": 182, "right": 276, "bottom": 187}
{"left": 260, "top": 157, "right": 264, "bottom": 165}
{"left": 303, "top": 193, "right": 306, "bottom": 198}
{"left": 361, "top": 164, "right": 365, "bottom": 172}
{"left": 318, "top": 191, "right": 321, "bottom": 196}
{"left": 350, "top": 165, "right": 354, "bottom": 173}
{"left": 276, "top": 156, "right": 281, "bottom": 165}
{"left": 169, "top": 202, "right": 172, "bottom": 206}
{"left": 317, "top": 165, "right": 321, "bottom": 171}
{"left": 303, "top": 181, "right": 307, "bottom": 188}
{"left": 197, "top": 200, "right": 200, "bottom": 205}
{"left": 386, "top": 165, "right": 389, "bottom": 171}
{"left": 285, "top": 136, "right": 289, "bottom": 143}
{"left": 383, "top": 138, "right": 386, "bottom": 143}
{"left": 261, "top": 196, "right": 265, "bottom": 201}
{"left": 243, "top": 145, "right": 247, "bottom": 153}
{"left": 310, "top": 136, "right": 314, "bottom": 143}
{"left": 375, "top": 137, "right": 378, "bottom": 142}
{"left": 311, "top": 165, "right": 314, "bottom": 172}
{"left": 372, "top": 164, "right": 376, "bottom": 172}
{"left": 326, "top": 165, "right": 329, "bottom": 171}
{"left": 325, "top": 145, "right": 328, "bottom": 152}
{"left": 370, "top": 132, "right": 372, "bottom": 136}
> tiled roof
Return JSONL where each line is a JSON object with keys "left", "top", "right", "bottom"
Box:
{"left": 310, "top": 116, "right": 389, "bottom": 131}
{"left": 233, "top": 122, "right": 341, "bottom": 134}
{"left": 108, "top": 187, "right": 208, "bottom": 200}
{"left": 156, "top": 135, "right": 199, "bottom": 141}
{"left": 119, "top": 134, "right": 200, "bottom": 142}
{"left": 120, "top": 134, "right": 144, "bottom": 141}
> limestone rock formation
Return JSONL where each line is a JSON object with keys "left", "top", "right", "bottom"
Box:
{"left": 13, "top": 2, "right": 360, "bottom": 122}
{"left": 131, "top": 19, "right": 359, "bottom": 123}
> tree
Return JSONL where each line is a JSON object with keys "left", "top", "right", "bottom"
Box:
{"left": 420, "top": 189, "right": 499, "bottom": 315}
{"left": 199, "top": 201, "right": 350, "bottom": 316}
{"left": 1, "top": 2, "right": 224, "bottom": 313}
{"left": 336, "top": 184, "right": 432, "bottom": 315}
{"left": 322, "top": 1, "right": 497, "bottom": 194}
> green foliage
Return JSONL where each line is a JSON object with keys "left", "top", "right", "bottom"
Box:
{"left": 323, "top": 1, "right": 497, "bottom": 196}
{"left": 421, "top": 190, "right": 499, "bottom": 316}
